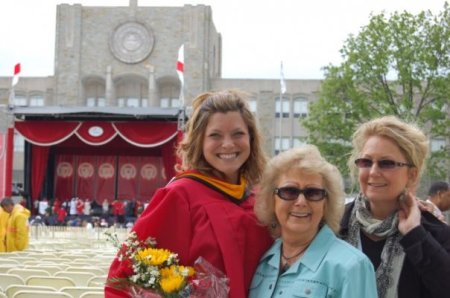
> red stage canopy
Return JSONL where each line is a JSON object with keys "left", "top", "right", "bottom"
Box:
{"left": 15, "top": 120, "right": 178, "bottom": 147}
{"left": 15, "top": 120, "right": 181, "bottom": 202}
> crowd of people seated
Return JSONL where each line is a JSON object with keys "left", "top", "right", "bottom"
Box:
{"left": 27, "top": 197, "right": 148, "bottom": 228}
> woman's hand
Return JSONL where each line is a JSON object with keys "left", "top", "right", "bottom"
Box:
{"left": 398, "top": 191, "right": 421, "bottom": 235}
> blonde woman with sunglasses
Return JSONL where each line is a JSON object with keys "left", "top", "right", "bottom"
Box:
{"left": 250, "top": 145, "right": 377, "bottom": 298}
{"left": 341, "top": 116, "right": 450, "bottom": 298}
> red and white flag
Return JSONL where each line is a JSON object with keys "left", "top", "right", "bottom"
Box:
{"left": 12, "top": 63, "right": 21, "bottom": 86}
{"left": 176, "top": 44, "right": 184, "bottom": 85}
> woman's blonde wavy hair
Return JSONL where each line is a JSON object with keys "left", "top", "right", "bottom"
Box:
{"left": 254, "top": 145, "right": 345, "bottom": 237}
{"left": 176, "top": 89, "right": 267, "bottom": 187}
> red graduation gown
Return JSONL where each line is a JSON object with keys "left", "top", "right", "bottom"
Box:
{"left": 106, "top": 176, "right": 273, "bottom": 298}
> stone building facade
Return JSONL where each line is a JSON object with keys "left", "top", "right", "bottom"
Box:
{"left": 0, "top": 1, "right": 321, "bottom": 184}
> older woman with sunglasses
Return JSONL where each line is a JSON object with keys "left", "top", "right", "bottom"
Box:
{"left": 340, "top": 116, "right": 450, "bottom": 298}
{"left": 249, "top": 145, "right": 377, "bottom": 298}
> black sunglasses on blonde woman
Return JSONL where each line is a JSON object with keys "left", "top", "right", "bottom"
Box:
{"left": 354, "top": 158, "right": 414, "bottom": 170}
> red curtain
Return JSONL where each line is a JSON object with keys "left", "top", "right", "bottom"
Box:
{"left": 31, "top": 146, "right": 49, "bottom": 201}
{"left": 76, "top": 155, "right": 97, "bottom": 200}
{"left": 54, "top": 155, "right": 75, "bottom": 200}
{"left": 138, "top": 156, "right": 163, "bottom": 201}
{"left": 75, "top": 121, "right": 117, "bottom": 145}
{"left": 15, "top": 121, "right": 80, "bottom": 146}
{"left": 96, "top": 155, "right": 116, "bottom": 203}
{"left": 16, "top": 120, "right": 178, "bottom": 147}
{"left": 0, "top": 130, "right": 7, "bottom": 198}
{"left": 117, "top": 156, "right": 139, "bottom": 200}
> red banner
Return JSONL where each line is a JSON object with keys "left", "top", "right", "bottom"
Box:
{"left": 96, "top": 156, "right": 116, "bottom": 203}
{"left": 0, "top": 131, "right": 7, "bottom": 198}
{"left": 138, "top": 156, "right": 164, "bottom": 201}
{"left": 76, "top": 155, "right": 97, "bottom": 200}
{"left": 54, "top": 155, "right": 75, "bottom": 200}
{"left": 117, "top": 156, "right": 139, "bottom": 200}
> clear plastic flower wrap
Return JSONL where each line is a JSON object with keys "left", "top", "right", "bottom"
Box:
{"left": 188, "top": 257, "right": 229, "bottom": 298}
{"left": 106, "top": 231, "right": 229, "bottom": 298}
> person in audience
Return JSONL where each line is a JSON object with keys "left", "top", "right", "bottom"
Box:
{"left": 421, "top": 181, "right": 450, "bottom": 223}
{"left": 250, "top": 145, "right": 377, "bottom": 297}
{"left": 0, "top": 197, "right": 30, "bottom": 252}
{"left": 106, "top": 89, "right": 273, "bottom": 298}
{"left": 102, "top": 198, "right": 110, "bottom": 215}
{"left": 340, "top": 116, "right": 450, "bottom": 298}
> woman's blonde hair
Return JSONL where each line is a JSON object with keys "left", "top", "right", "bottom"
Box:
{"left": 348, "top": 116, "right": 429, "bottom": 186}
{"left": 254, "top": 145, "right": 345, "bottom": 237}
{"left": 176, "top": 89, "right": 267, "bottom": 186}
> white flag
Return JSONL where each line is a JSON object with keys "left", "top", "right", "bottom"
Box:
{"left": 280, "top": 62, "right": 286, "bottom": 94}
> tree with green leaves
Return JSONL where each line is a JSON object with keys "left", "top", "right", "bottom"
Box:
{"left": 302, "top": 2, "right": 450, "bottom": 189}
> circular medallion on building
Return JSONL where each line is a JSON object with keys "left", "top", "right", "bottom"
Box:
{"left": 98, "top": 163, "right": 115, "bottom": 179}
{"left": 140, "top": 163, "right": 157, "bottom": 180}
{"left": 110, "top": 22, "right": 154, "bottom": 64}
{"left": 88, "top": 126, "right": 104, "bottom": 137}
{"left": 120, "top": 163, "right": 137, "bottom": 180}
{"left": 57, "top": 162, "right": 73, "bottom": 178}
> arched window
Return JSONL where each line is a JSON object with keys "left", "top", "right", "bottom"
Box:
{"left": 30, "top": 94, "right": 45, "bottom": 106}
{"left": 84, "top": 78, "right": 105, "bottom": 107}
{"left": 275, "top": 96, "right": 290, "bottom": 118}
{"left": 293, "top": 97, "right": 309, "bottom": 118}
{"left": 115, "top": 76, "right": 148, "bottom": 107}
{"left": 159, "top": 77, "right": 181, "bottom": 108}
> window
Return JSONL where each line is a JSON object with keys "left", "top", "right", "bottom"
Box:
{"left": 84, "top": 80, "right": 105, "bottom": 107}
{"left": 274, "top": 137, "right": 290, "bottom": 155}
{"left": 13, "top": 95, "right": 27, "bottom": 107}
{"left": 126, "top": 98, "right": 140, "bottom": 107}
{"left": 30, "top": 95, "right": 45, "bottom": 106}
{"left": 431, "top": 139, "right": 446, "bottom": 152}
{"left": 275, "top": 96, "right": 290, "bottom": 118}
{"left": 293, "top": 98, "right": 308, "bottom": 118}
{"left": 249, "top": 98, "right": 257, "bottom": 113}
{"left": 160, "top": 97, "right": 180, "bottom": 108}
{"left": 293, "top": 138, "right": 305, "bottom": 148}
{"left": 14, "top": 133, "right": 25, "bottom": 152}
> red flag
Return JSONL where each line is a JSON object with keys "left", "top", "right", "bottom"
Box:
{"left": 176, "top": 45, "right": 184, "bottom": 84}
{"left": 12, "top": 63, "right": 21, "bottom": 86}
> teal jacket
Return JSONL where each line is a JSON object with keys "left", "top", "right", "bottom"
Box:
{"left": 249, "top": 224, "right": 377, "bottom": 298}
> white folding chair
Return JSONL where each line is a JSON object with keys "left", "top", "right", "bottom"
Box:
{"left": 13, "top": 290, "right": 72, "bottom": 298}
{"left": 60, "top": 286, "right": 103, "bottom": 298}
{"left": 65, "top": 266, "right": 105, "bottom": 276}
{"left": 0, "top": 273, "right": 25, "bottom": 289}
{"left": 79, "top": 292, "right": 104, "bottom": 298}
{"left": 54, "top": 271, "right": 96, "bottom": 287}
{"left": 87, "top": 275, "right": 107, "bottom": 287}
{"left": 25, "top": 276, "right": 75, "bottom": 290}
{"left": 7, "top": 268, "right": 51, "bottom": 280}
{"left": 5, "top": 285, "right": 56, "bottom": 298}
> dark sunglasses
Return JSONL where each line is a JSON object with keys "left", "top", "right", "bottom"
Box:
{"left": 354, "top": 158, "right": 414, "bottom": 169}
{"left": 274, "top": 187, "right": 327, "bottom": 201}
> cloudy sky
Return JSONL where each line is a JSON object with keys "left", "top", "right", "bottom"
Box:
{"left": 0, "top": 0, "right": 447, "bottom": 79}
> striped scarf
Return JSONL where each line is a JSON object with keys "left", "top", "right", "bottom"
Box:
{"left": 344, "top": 194, "right": 405, "bottom": 298}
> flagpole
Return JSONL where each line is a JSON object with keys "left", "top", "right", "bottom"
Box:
{"left": 279, "top": 61, "right": 286, "bottom": 154}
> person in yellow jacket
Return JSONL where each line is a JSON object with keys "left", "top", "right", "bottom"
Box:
{"left": 0, "top": 197, "right": 30, "bottom": 252}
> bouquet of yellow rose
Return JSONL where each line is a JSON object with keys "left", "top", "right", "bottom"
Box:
{"left": 106, "top": 231, "right": 229, "bottom": 298}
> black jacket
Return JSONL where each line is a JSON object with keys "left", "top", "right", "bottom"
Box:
{"left": 340, "top": 201, "right": 450, "bottom": 298}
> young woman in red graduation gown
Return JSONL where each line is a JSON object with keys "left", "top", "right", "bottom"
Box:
{"left": 106, "top": 89, "right": 273, "bottom": 298}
